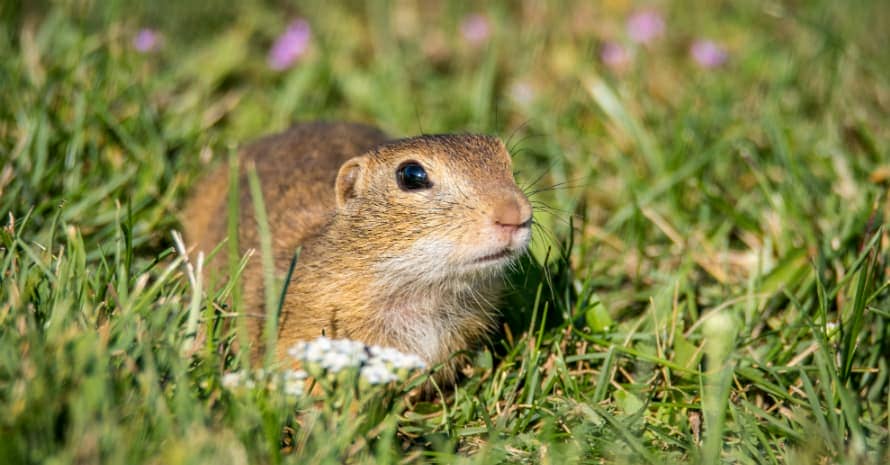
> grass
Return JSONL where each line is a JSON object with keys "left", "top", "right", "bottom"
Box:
{"left": 1, "top": 0, "right": 888, "bottom": 463}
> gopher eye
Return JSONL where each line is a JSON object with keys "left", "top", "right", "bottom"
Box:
{"left": 396, "top": 161, "right": 432, "bottom": 190}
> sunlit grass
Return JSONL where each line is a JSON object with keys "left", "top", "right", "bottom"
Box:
{"left": 1, "top": 1, "right": 888, "bottom": 464}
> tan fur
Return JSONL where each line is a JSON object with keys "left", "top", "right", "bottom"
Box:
{"left": 182, "top": 122, "right": 532, "bottom": 378}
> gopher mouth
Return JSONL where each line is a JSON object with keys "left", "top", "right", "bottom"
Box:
{"left": 472, "top": 248, "right": 514, "bottom": 264}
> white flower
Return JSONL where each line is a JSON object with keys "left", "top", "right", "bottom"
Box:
{"left": 282, "top": 369, "right": 308, "bottom": 396}
{"left": 322, "top": 351, "right": 355, "bottom": 372}
{"left": 369, "top": 345, "right": 426, "bottom": 370}
{"left": 360, "top": 360, "right": 399, "bottom": 385}
{"left": 221, "top": 370, "right": 255, "bottom": 389}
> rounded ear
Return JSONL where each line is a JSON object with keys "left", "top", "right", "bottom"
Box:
{"left": 497, "top": 139, "right": 514, "bottom": 169}
{"left": 335, "top": 156, "right": 367, "bottom": 209}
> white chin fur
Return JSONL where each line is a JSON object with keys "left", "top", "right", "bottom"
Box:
{"left": 376, "top": 235, "right": 520, "bottom": 283}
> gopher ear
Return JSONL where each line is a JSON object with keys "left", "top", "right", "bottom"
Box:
{"left": 335, "top": 156, "right": 367, "bottom": 209}
{"left": 497, "top": 139, "right": 514, "bottom": 169}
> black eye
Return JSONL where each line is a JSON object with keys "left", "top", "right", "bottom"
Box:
{"left": 396, "top": 161, "right": 432, "bottom": 190}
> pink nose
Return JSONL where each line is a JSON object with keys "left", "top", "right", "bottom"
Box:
{"left": 492, "top": 197, "right": 532, "bottom": 232}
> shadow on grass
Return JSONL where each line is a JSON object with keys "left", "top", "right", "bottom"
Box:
{"left": 492, "top": 244, "right": 576, "bottom": 357}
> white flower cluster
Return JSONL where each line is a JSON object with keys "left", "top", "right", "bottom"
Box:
{"left": 368, "top": 345, "right": 426, "bottom": 370}
{"left": 221, "top": 368, "right": 307, "bottom": 397}
{"left": 287, "top": 337, "right": 369, "bottom": 373}
{"left": 220, "top": 337, "right": 426, "bottom": 397}
{"left": 288, "top": 336, "right": 426, "bottom": 385}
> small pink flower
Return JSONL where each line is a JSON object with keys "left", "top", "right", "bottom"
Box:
{"left": 268, "top": 19, "right": 311, "bottom": 71}
{"left": 509, "top": 81, "right": 536, "bottom": 106}
{"left": 626, "top": 9, "right": 665, "bottom": 44}
{"left": 690, "top": 40, "right": 728, "bottom": 68}
{"left": 133, "top": 28, "right": 161, "bottom": 53}
{"left": 600, "top": 41, "right": 631, "bottom": 70}
{"left": 460, "top": 13, "right": 490, "bottom": 45}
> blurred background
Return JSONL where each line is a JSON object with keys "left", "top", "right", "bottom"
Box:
{"left": 1, "top": 2, "right": 888, "bottom": 462}
{"left": 0, "top": 0, "right": 890, "bottom": 250}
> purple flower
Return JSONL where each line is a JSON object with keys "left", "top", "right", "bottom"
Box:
{"left": 133, "top": 28, "right": 161, "bottom": 53}
{"left": 268, "top": 19, "right": 311, "bottom": 71}
{"left": 626, "top": 9, "right": 665, "bottom": 44}
{"left": 460, "top": 13, "right": 490, "bottom": 45}
{"left": 600, "top": 41, "right": 631, "bottom": 70}
{"left": 690, "top": 40, "right": 728, "bottom": 68}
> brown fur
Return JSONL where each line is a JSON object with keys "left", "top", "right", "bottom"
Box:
{"left": 182, "top": 121, "right": 532, "bottom": 378}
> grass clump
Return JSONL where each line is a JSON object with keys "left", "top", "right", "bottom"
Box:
{"left": 1, "top": 1, "right": 888, "bottom": 463}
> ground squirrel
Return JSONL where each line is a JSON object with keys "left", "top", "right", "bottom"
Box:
{"left": 182, "top": 121, "right": 532, "bottom": 374}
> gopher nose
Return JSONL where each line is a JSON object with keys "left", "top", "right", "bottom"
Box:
{"left": 492, "top": 196, "right": 533, "bottom": 232}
